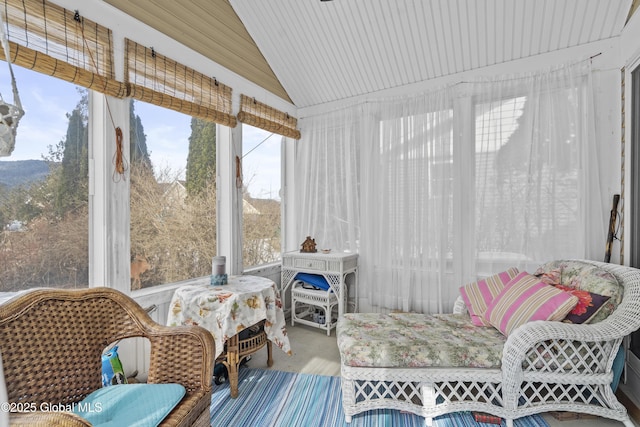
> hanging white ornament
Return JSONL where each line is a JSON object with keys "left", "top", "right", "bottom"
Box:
{"left": 0, "top": 10, "right": 24, "bottom": 157}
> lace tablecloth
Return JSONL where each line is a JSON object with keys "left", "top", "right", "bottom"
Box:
{"left": 167, "top": 275, "right": 292, "bottom": 359}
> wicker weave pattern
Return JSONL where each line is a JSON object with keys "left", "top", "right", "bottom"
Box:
{"left": 340, "top": 260, "right": 640, "bottom": 427}
{"left": 0, "top": 287, "right": 214, "bottom": 427}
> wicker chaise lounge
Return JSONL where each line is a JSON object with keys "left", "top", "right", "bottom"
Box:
{"left": 0, "top": 287, "right": 215, "bottom": 427}
{"left": 337, "top": 260, "right": 640, "bottom": 427}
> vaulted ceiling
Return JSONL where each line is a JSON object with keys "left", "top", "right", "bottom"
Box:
{"left": 105, "top": 0, "right": 638, "bottom": 109}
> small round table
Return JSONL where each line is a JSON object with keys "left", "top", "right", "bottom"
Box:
{"left": 167, "top": 275, "right": 291, "bottom": 397}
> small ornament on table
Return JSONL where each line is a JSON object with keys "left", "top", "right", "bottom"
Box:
{"left": 300, "top": 236, "right": 317, "bottom": 253}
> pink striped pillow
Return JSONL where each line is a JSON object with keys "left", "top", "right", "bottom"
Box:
{"left": 459, "top": 267, "right": 520, "bottom": 326}
{"left": 484, "top": 272, "right": 579, "bottom": 336}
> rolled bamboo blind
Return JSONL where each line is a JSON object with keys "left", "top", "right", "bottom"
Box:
{"left": 237, "top": 94, "right": 301, "bottom": 139}
{"left": 0, "top": 0, "right": 126, "bottom": 98}
{"left": 125, "top": 38, "right": 236, "bottom": 127}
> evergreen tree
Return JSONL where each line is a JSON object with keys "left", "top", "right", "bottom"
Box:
{"left": 55, "top": 91, "right": 88, "bottom": 216}
{"left": 186, "top": 118, "right": 216, "bottom": 195}
{"left": 38, "top": 96, "right": 154, "bottom": 219}
{"left": 130, "top": 100, "right": 152, "bottom": 169}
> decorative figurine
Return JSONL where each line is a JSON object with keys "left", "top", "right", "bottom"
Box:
{"left": 300, "top": 236, "right": 317, "bottom": 253}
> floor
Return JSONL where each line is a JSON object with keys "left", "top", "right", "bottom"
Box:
{"left": 247, "top": 322, "right": 639, "bottom": 427}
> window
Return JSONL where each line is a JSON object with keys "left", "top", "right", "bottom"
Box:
{"left": 474, "top": 90, "right": 582, "bottom": 271}
{"left": 366, "top": 77, "right": 588, "bottom": 311}
{"left": 241, "top": 124, "right": 282, "bottom": 268}
{"left": 474, "top": 96, "right": 527, "bottom": 260}
{"left": 0, "top": 66, "right": 89, "bottom": 291}
{"left": 129, "top": 100, "right": 217, "bottom": 289}
{"left": 378, "top": 110, "right": 454, "bottom": 260}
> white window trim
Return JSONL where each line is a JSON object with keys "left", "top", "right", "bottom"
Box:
{"left": 216, "top": 124, "right": 244, "bottom": 274}
{"left": 624, "top": 54, "right": 640, "bottom": 267}
{"left": 88, "top": 92, "right": 131, "bottom": 293}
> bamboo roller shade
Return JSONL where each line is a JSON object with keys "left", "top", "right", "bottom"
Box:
{"left": 125, "top": 39, "right": 236, "bottom": 127}
{"left": 0, "top": 40, "right": 126, "bottom": 98}
{"left": 1, "top": 0, "right": 125, "bottom": 97}
{"left": 237, "top": 94, "right": 300, "bottom": 139}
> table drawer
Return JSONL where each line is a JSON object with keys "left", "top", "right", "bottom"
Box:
{"left": 293, "top": 258, "right": 327, "bottom": 271}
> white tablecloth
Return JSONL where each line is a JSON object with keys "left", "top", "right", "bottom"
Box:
{"left": 167, "top": 275, "right": 292, "bottom": 359}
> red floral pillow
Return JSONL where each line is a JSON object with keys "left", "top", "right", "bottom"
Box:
{"left": 555, "top": 284, "right": 611, "bottom": 324}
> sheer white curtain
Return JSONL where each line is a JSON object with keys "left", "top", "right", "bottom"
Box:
{"left": 296, "top": 61, "right": 603, "bottom": 313}
{"left": 360, "top": 90, "right": 457, "bottom": 313}
{"left": 295, "top": 106, "right": 361, "bottom": 253}
{"left": 471, "top": 63, "right": 603, "bottom": 279}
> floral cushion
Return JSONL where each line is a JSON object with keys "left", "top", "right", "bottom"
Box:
{"left": 554, "top": 284, "right": 611, "bottom": 324}
{"left": 337, "top": 312, "right": 506, "bottom": 369}
{"left": 534, "top": 260, "right": 622, "bottom": 323}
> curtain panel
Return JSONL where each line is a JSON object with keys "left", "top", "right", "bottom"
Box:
{"left": 296, "top": 105, "right": 361, "bottom": 254}
{"left": 296, "top": 61, "right": 604, "bottom": 313}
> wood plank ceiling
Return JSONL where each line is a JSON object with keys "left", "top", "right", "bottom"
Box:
{"left": 103, "top": 0, "right": 292, "bottom": 103}
{"left": 105, "top": 0, "right": 636, "bottom": 109}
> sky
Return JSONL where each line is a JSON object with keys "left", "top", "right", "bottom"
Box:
{"left": 0, "top": 65, "right": 282, "bottom": 200}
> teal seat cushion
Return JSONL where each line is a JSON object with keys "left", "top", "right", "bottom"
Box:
{"left": 612, "top": 345, "right": 625, "bottom": 392}
{"left": 72, "top": 383, "right": 186, "bottom": 427}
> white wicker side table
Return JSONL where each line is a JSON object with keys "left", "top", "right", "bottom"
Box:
{"left": 291, "top": 281, "right": 339, "bottom": 335}
{"left": 281, "top": 251, "right": 358, "bottom": 324}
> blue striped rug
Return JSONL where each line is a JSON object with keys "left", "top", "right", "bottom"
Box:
{"left": 209, "top": 368, "right": 549, "bottom": 427}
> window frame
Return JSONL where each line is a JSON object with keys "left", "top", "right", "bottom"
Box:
{"left": 88, "top": 92, "right": 130, "bottom": 292}
{"left": 630, "top": 63, "right": 640, "bottom": 268}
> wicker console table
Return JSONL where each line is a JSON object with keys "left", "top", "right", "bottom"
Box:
{"left": 167, "top": 275, "right": 291, "bottom": 398}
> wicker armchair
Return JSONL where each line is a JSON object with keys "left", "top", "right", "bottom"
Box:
{"left": 0, "top": 287, "right": 215, "bottom": 427}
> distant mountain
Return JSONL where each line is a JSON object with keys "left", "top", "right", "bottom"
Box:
{"left": 0, "top": 160, "right": 50, "bottom": 189}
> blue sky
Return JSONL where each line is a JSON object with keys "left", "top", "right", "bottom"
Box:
{"left": 0, "top": 65, "right": 281, "bottom": 200}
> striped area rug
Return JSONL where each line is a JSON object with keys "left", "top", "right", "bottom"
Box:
{"left": 209, "top": 368, "right": 549, "bottom": 427}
